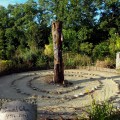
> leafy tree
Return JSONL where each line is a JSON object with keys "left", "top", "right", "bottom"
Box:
{"left": 62, "top": 29, "right": 77, "bottom": 52}
{"left": 0, "top": 6, "right": 8, "bottom": 59}
{"left": 109, "top": 33, "right": 120, "bottom": 58}
{"left": 79, "top": 42, "right": 93, "bottom": 55}
{"left": 93, "top": 42, "right": 110, "bottom": 60}
{"left": 0, "top": 0, "right": 119, "bottom": 69}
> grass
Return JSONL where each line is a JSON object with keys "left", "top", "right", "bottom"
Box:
{"left": 77, "top": 94, "right": 120, "bottom": 120}
{"left": 88, "top": 100, "right": 114, "bottom": 120}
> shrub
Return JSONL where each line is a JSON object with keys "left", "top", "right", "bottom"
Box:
{"left": 95, "top": 57, "right": 115, "bottom": 68}
{"left": 87, "top": 99, "right": 120, "bottom": 120}
{"left": 63, "top": 53, "right": 92, "bottom": 69}
{"left": 74, "top": 54, "right": 91, "bottom": 66}
{"left": 44, "top": 43, "right": 53, "bottom": 58}
{"left": 0, "top": 60, "right": 13, "bottom": 72}
{"left": 88, "top": 100, "right": 114, "bottom": 120}
{"left": 35, "top": 55, "right": 48, "bottom": 69}
{"left": 104, "top": 57, "right": 115, "bottom": 68}
{"left": 93, "top": 42, "right": 110, "bottom": 61}
{"left": 79, "top": 42, "right": 93, "bottom": 56}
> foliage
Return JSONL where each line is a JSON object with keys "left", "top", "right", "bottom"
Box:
{"left": 79, "top": 42, "right": 93, "bottom": 55}
{"left": 44, "top": 43, "right": 53, "bottom": 58}
{"left": 63, "top": 53, "right": 92, "bottom": 68}
{"left": 0, "top": 60, "right": 12, "bottom": 71}
{"left": 35, "top": 54, "right": 48, "bottom": 69}
{"left": 109, "top": 34, "right": 120, "bottom": 58}
{"left": 95, "top": 57, "right": 115, "bottom": 68}
{"left": 93, "top": 42, "right": 110, "bottom": 61}
{"left": 88, "top": 99, "right": 120, "bottom": 120}
{"left": 62, "top": 29, "right": 77, "bottom": 52}
{"left": 0, "top": 0, "right": 119, "bottom": 71}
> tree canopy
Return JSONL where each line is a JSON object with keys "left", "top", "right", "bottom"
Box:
{"left": 0, "top": 0, "right": 119, "bottom": 68}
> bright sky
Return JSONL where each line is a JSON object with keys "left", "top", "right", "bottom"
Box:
{"left": 0, "top": 0, "right": 28, "bottom": 7}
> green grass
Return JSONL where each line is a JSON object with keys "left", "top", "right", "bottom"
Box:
{"left": 77, "top": 100, "right": 120, "bottom": 120}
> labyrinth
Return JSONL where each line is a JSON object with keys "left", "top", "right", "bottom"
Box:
{"left": 0, "top": 69, "right": 120, "bottom": 118}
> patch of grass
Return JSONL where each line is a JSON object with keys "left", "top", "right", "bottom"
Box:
{"left": 63, "top": 53, "right": 92, "bottom": 69}
{"left": 88, "top": 100, "right": 114, "bottom": 120}
{"left": 76, "top": 94, "right": 120, "bottom": 120}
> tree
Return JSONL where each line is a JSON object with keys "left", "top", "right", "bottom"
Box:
{"left": 93, "top": 42, "right": 110, "bottom": 60}
{"left": 62, "top": 29, "right": 77, "bottom": 52}
{"left": 52, "top": 21, "right": 64, "bottom": 84}
{"left": 0, "top": 6, "right": 8, "bottom": 59}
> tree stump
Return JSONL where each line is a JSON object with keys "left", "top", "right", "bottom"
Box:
{"left": 52, "top": 21, "right": 64, "bottom": 84}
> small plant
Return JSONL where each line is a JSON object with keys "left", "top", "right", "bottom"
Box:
{"left": 0, "top": 60, "right": 13, "bottom": 72}
{"left": 75, "top": 93, "right": 120, "bottom": 120}
{"left": 88, "top": 99, "right": 114, "bottom": 120}
{"left": 95, "top": 57, "right": 115, "bottom": 68}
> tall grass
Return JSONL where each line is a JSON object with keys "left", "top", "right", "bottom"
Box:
{"left": 0, "top": 60, "right": 13, "bottom": 72}
{"left": 63, "top": 52, "right": 92, "bottom": 69}
{"left": 88, "top": 100, "right": 114, "bottom": 120}
{"left": 77, "top": 93, "right": 120, "bottom": 120}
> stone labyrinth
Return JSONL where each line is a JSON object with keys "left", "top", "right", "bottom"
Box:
{"left": 0, "top": 69, "right": 120, "bottom": 117}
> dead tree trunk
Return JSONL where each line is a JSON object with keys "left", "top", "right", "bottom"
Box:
{"left": 52, "top": 21, "right": 64, "bottom": 84}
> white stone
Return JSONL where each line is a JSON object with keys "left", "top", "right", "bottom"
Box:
{"left": 74, "top": 94, "right": 79, "bottom": 97}
{"left": 74, "top": 86, "right": 79, "bottom": 89}
{"left": 94, "top": 86, "right": 97, "bottom": 89}
{"left": 79, "top": 93, "right": 84, "bottom": 96}
{"left": 91, "top": 87, "right": 95, "bottom": 91}
{"left": 116, "top": 52, "right": 120, "bottom": 69}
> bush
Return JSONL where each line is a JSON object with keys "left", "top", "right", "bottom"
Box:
{"left": 35, "top": 55, "right": 48, "bottom": 69}
{"left": 88, "top": 100, "right": 114, "bottom": 120}
{"left": 93, "top": 42, "right": 110, "bottom": 61}
{"left": 95, "top": 57, "right": 115, "bottom": 68}
{"left": 79, "top": 42, "right": 93, "bottom": 56}
{"left": 0, "top": 60, "right": 13, "bottom": 72}
{"left": 44, "top": 43, "right": 53, "bottom": 58}
{"left": 87, "top": 99, "right": 120, "bottom": 120}
{"left": 63, "top": 53, "right": 92, "bottom": 69}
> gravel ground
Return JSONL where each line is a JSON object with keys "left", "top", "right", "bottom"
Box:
{"left": 0, "top": 69, "right": 120, "bottom": 118}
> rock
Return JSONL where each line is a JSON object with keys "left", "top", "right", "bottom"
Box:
{"left": 94, "top": 86, "right": 98, "bottom": 89}
{"left": 79, "top": 93, "right": 84, "bottom": 96}
{"left": 0, "top": 100, "right": 37, "bottom": 120}
{"left": 33, "top": 87, "right": 37, "bottom": 90}
{"left": 74, "top": 86, "right": 79, "bottom": 89}
{"left": 74, "top": 94, "right": 79, "bottom": 98}
{"left": 91, "top": 87, "right": 95, "bottom": 91}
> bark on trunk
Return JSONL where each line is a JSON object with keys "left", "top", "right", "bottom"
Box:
{"left": 52, "top": 21, "right": 64, "bottom": 84}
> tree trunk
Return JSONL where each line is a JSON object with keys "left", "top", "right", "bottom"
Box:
{"left": 52, "top": 21, "right": 64, "bottom": 84}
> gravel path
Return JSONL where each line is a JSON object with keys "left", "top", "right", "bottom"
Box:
{"left": 0, "top": 69, "right": 120, "bottom": 118}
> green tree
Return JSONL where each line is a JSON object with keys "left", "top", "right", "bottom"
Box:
{"left": 0, "top": 6, "right": 8, "bottom": 59}
{"left": 93, "top": 42, "right": 110, "bottom": 60}
{"left": 80, "top": 42, "right": 93, "bottom": 55}
{"left": 62, "top": 29, "right": 77, "bottom": 52}
{"left": 109, "top": 32, "right": 120, "bottom": 58}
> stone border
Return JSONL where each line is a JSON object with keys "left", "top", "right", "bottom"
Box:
{"left": 9, "top": 70, "right": 103, "bottom": 105}
{"left": 29, "top": 71, "right": 103, "bottom": 103}
{"left": 1, "top": 69, "right": 120, "bottom": 119}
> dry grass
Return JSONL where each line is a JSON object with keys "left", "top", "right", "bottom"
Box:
{"left": 44, "top": 75, "right": 53, "bottom": 84}
{"left": 95, "top": 58, "right": 115, "bottom": 68}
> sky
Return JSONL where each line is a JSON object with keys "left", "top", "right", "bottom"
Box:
{"left": 0, "top": 0, "right": 28, "bottom": 7}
